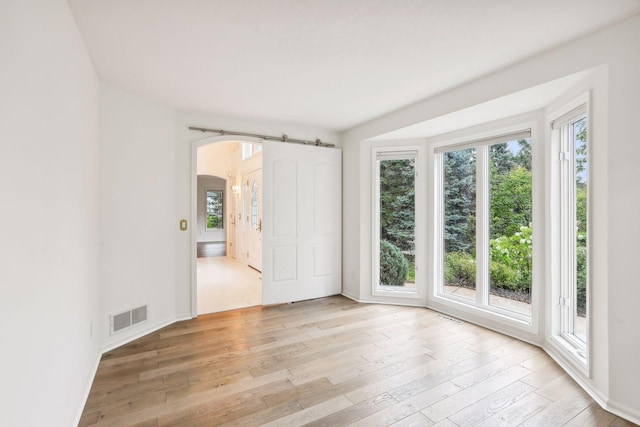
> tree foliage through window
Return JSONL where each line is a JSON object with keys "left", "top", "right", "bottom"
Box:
{"left": 206, "top": 190, "right": 223, "bottom": 229}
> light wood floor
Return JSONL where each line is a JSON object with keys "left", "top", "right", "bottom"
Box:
{"left": 80, "top": 296, "right": 636, "bottom": 427}
{"left": 197, "top": 256, "right": 262, "bottom": 315}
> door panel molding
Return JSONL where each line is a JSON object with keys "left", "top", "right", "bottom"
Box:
{"left": 263, "top": 140, "right": 342, "bottom": 305}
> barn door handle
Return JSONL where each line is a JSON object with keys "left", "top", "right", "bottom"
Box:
{"left": 258, "top": 219, "right": 262, "bottom": 232}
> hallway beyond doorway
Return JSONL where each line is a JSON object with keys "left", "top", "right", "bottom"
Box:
{"left": 197, "top": 256, "right": 261, "bottom": 314}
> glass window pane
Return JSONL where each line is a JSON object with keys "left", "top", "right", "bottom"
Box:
{"left": 443, "top": 148, "right": 476, "bottom": 300}
{"left": 378, "top": 157, "right": 415, "bottom": 289}
{"left": 574, "top": 118, "right": 587, "bottom": 342}
{"left": 206, "top": 190, "right": 223, "bottom": 229}
{"left": 250, "top": 181, "right": 259, "bottom": 230}
{"left": 488, "top": 139, "right": 532, "bottom": 316}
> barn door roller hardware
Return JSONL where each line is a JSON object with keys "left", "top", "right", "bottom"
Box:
{"left": 188, "top": 126, "right": 335, "bottom": 148}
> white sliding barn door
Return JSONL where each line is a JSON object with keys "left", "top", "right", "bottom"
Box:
{"left": 262, "top": 140, "right": 342, "bottom": 305}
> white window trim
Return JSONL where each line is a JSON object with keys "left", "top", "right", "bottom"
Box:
{"left": 547, "top": 93, "right": 591, "bottom": 375}
{"left": 372, "top": 146, "right": 424, "bottom": 299}
{"left": 430, "top": 123, "right": 539, "bottom": 334}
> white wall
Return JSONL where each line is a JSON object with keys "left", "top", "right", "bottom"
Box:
{"left": 604, "top": 19, "right": 640, "bottom": 417}
{"left": 0, "top": 1, "right": 100, "bottom": 425}
{"left": 197, "top": 141, "right": 241, "bottom": 177}
{"left": 342, "top": 13, "right": 640, "bottom": 422}
{"left": 341, "top": 138, "right": 361, "bottom": 300}
{"left": 99, "top": 82, "right": 178, "bottom": 351}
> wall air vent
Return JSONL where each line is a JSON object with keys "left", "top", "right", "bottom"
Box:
{"left": 110, "top": 305, "right": 148, "bottom": 335}
{"left": 131, "top": 305, "right": 147, "bottom": 324}
{"left": 436, "top": 314, "right": 463, "bottom": 324}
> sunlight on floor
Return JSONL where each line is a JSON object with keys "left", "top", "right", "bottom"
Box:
{"left": 197, "top": 256, "right": 262, "bottom": 315}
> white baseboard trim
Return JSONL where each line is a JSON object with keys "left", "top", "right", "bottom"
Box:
{"left": 606, "top": 400, "right": 640, "bottom": 426}
{"left": 340, "top": 291, "right": 360, "bottom": 302}
{"left": 341, "top": 292, "right": 425, "bottom": 308}
{"left": 72, "top": 351, "right": 102, "bottom": 427}
{"left": 176, "top": 313, "right": 195, "bottom": 321}
{"left": 543, "top": 341, "right": 640, "bottom": 425}
{"left": 101, "top": 316, "right": 183, "bottom": 354}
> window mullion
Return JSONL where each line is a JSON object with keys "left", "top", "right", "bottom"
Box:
{"left": 568, "top": 125, "right": 578, "bottom": 337}
{"left": 476, "top": 146, "right": 490, "bottom": 307}
{"left": 560, "top": 126, "right": 571, "bottom": 336}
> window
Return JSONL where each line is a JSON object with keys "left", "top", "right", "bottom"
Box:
{"left": 250, "top": 180, "right": 259, "bottom": 230}
{"left": 373, "top": 149, "right": 419, "bottom": 296}
{"left": 206, "top": 190, "right": 223, "bottom": 229}
{"left": 242, "top": 143, "right": 262, "bottom": 160}
{"left": 436, "top": 130, "right": 533, "bottom": 322}
{"left": 552, "top": 103, "right": 588, "bottom": 364}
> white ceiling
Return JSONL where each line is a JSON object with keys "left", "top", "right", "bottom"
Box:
{"left": 368, "top": 70, "right": 592, "bottom": 141}
{"left": 68, "top": 0, "right": 640, "bottom": 132}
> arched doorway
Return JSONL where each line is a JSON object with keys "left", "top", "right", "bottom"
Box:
{"left": 192, "top": 137, "right": 263, "bottom": 315}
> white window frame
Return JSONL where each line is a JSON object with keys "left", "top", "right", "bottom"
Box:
{"left": 372, "top": 146, "right": 424, "bottom": 299}
{"left": 432, "top": 127, "right": 536, "bottom": 328}
{"left": 242, "top": 142, "right": 262, "bottom": 160}
{"left": 548, "top": 96, "right": 590, "bottom": 372}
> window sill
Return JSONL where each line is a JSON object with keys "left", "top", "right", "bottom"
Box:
{"left": 430, "top": 293, "right": 536, "bottom": 332}
{"left": 548, "top": 334, "right": 589, "bottom": 377}
{"left": 373, "top": 286, "right": 421, "bottom": 299}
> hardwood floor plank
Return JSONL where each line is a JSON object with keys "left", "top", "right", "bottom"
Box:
{"left": 164, "top": 371, "right": 252, "bottom": 402}
{"left": 390, "top": 412, "right": 435, "bottom": 426}
{"left": 389, "top": 352, "right": 498, "bottom": 402}
{"left": 348, "top": 381, "right": 461, "bottom": 427}
{"left": 520, "top": 388, "right": 594, "bottom": 426}
{"left": 430, "top": 419, "right": 458, "bottom": 427}
{"left": 449, "top": 346, "right": 539, "bottom": 390}
{"left": 473, "top": 390, "right": 553, "bottom": 427}
{"left": 420, "top": 365, "right": 532, "bottom": 422}
{"left": 260, "top": 395, "right": 353, "bottom": 427}
{"left": 304, "top": 392, "right": 397, "bottom": 427}
{"left": 610, "top": 417, "right": 640, "bottom": 426}
{"left": 534, "top": 373, "right": 581, "bottom": 402}
{"left": 345, "top": 348, "right": 480, "bottom": 405}
{"left": 77, "top": 410, "right": 100, "bottom": 427}
{"left": 99, "top": 349, "right": 158, "bottom": 367}
{"left": 563, "top": 402, "right": 619, "bottom": 426}
{"left": 92, "top": 390, "right": 166, "bottom": 423}
{"left": 138, "top": 349, "right": 253, "bottom": 381}
{"left": 78, "top": 296, "right": 635, "bottom": 427}
{"left": 333, "top": 353, "right": 435, "bottom": 388}
{"left": 446, "top": 380, "right": 535, "bottom": 426}
{"left": 519, "top": 359, "right": 565, "bottom": 389}
{"left": 218, "top": 400, "right": 303, "bottom": 426}
{"left": 262, "top": 377, "right": 335, "bottom": 408}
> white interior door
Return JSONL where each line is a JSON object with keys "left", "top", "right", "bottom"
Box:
{"left": 247, "top": 168, "right": 262, "bottom": 271}
{"left": 262, "top": 140, "right": 342, "bottom": 305}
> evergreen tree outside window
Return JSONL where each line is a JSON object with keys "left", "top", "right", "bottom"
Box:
{"left": 437, "top": 130, "right": 533, "bottom": 322}
{"left": 373, "top": 149, "right": 419, "bottom": 295}
{"left": 443, "top": 147, "right": 477, "bottom": 301}
{"left": 206, "top": 190, "right": 223, "bottom": 229}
